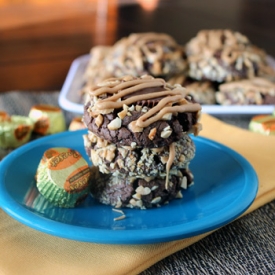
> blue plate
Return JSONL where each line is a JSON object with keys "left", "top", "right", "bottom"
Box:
{"left": 0, "top": 130, "right": 258, "bottom": 244}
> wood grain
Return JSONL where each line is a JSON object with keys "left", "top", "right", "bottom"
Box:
{"left": 0, "top": 0, "right": 275, "bottom": 92}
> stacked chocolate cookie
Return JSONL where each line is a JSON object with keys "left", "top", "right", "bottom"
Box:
{"left": 83, "top": 75, "right": 202, "bottom": 209}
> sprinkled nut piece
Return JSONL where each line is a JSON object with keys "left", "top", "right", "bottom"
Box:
{"left": 136, "top": 186, "right": 151, "bottom": 195}
{"left": 160, "top": 126, "right": 172, "bottom": 138}
{"left": 151, "top": 197, "right": 161, "bottom": 204}
{"left": 107, "top": 117, "right": 122, "bottom": 130}
{"left": 118, "top": 109, "right": 127, "bottom": 119}
{"left": 112, "top": 208, "right": 126, "bottom": 221}
{"left": 95, "top": 114, "right": 104, "bottom": 128}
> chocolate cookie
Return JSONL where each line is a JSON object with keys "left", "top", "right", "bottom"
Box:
{"left": 84, "top": 46, "right": 113, "bottom": 86}
{"left": 216, "top": 77, "right": 275, "bottom": 105}
{"left": 186, "top": 29, "right": 269, "bottom": 82}
{"left": 83, "top": 75, "right": 202, "bottom": 148}
{"left": 90, "top": 168, "right": 194, "bottom": 209}
{"left": 84, "top": 131, "right": 195, "bottom": 177}
{"left": 105, "top": 32, "right": 187, "bottom": 80}
{"left": 167, "top": 74, "right": 217, "bottom": 104}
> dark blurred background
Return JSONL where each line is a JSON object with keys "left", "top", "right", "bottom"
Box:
{"left": 1, "top": 0, "right": 275, "bottom": 92}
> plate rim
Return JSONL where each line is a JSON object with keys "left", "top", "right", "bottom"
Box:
{"left": 0, "top": 130, "right": 258, "bottom": 244}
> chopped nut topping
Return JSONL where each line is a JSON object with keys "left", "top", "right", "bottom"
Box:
{"left": 162, "top": 112, "right": 172, "bottom": 120}
{"left": 107, "top": 117, "right": 122, "bottom": 130}
{"left": 135, "top": 105, "right": 142, "bottom": 111}
{"left": 97, "top": 137, "right": 108, "bottom": 148}
{"left": 160, "top": 126, "right": 172, "bottom": 138}
{"left": 118, "top": 147, "right": 128, "bottom": 158}
{"left": 136, "top": 186, "right": 151, "bottom": 195}
{"left": 141, "top": 106, "right": 149, "bottom": 113}
{"left": 123, "top": 104, "right": 129, "bottom": 111}
{"left": 133, "top": 193, "right": 142, "bottom": 200}
{"left": 117, "top": 159, "right": 124, "bottom": 168}
{"left": 118, "top": 109, "right": 127, "bottom": 119}
{"left": 115, "top": 200, "right": 122, "bottom": 208}
{"left": 95, "top": 114, "right": 103, "bottom": 127}
{"left": 130, "top": 142, "right": 137, "bottom": 149}
{"left": 179, "top": 155, "right": 186, "bottom": 163}
{"left": 129, "top": 198, "right": 137, "bottom": 206}
{"left": 90, "top": 149, "right": 99, "bottom": 165}
{"left": 151, "top": 197, "right": 161, "bottom": 204}
{"left": 105, "top": 146, "right": 116, "bottom": 162}
{"left": 181, "top": 176, "right": 187, "bottom": 189}
{"left": 128, "top": 105, "right": 135, "bottom": 112}
{"left": 136, "top": 200, "right": 143, "bottom": 208}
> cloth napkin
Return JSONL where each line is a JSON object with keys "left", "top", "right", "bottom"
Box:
{"left": 0, "top": 113, "right": 275, "bottom": 275}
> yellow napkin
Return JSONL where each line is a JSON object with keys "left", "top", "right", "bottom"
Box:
{"left": 0, "top": 114, "right": 275, "bottom": 275}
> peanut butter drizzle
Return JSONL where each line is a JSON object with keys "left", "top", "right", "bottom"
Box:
{"left": 110, "top": 32, "right": 184, "bottom": 76}
{"left": 93, "top": 78, "right": 165, "bottom": 96}
{"left": 90, "top": 76, "right": 201, "bottom": 132}
{"left": 165, "top": 142, "right": 176, "bottom": 189}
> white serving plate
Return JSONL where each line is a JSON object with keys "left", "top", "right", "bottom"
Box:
{"left": 59, "top": 54, "right": 275, "bottom": 115}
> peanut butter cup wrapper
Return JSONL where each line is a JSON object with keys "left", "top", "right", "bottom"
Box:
{"left": 0, "top": 111, "right": 11, "bottom": 122}
{"left": 68, "top": 117, "right": 85, "bottom": 131}
{"left": 0, "top": 115, "right": 34, "bottom": 149}
{"left": 36, "top": 147, "right": 91, "bottom": 208}
{"left": 29, "top": 104, "right": 66, "bottom": 135}
{"left": 249, "top": 115, "right": 275, "bottom": 135}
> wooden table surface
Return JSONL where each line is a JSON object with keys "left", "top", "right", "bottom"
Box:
{"left": 1, "top": 0, "right": 275, "bottom": 92}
